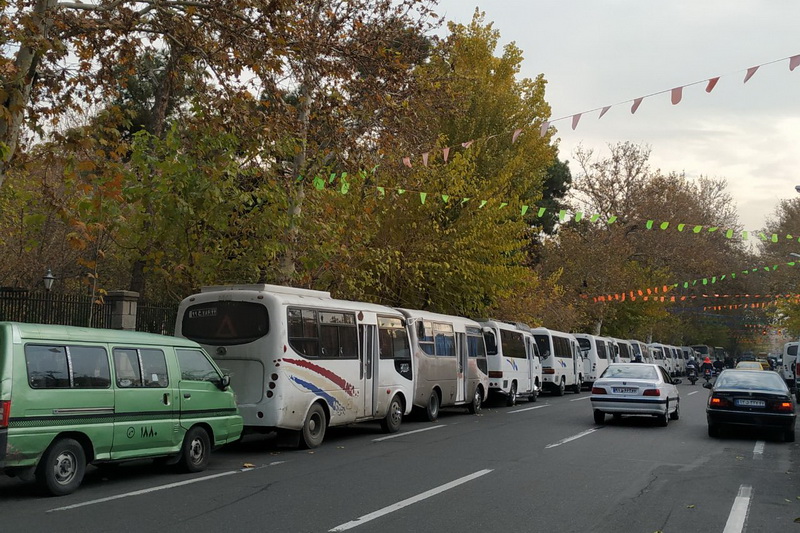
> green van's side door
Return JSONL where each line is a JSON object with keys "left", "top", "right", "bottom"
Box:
{"left": 175, "top": 348, "right": 240, "bottom": 444}
{"left": 110, "top": 347, "right": 178, "bottom": 459}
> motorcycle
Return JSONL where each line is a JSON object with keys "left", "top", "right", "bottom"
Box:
{"left": 687, "top": 367, "right": 698, "bottom": 385}
{"left": 703, "top": 368, "right": 713, "bottom": 384}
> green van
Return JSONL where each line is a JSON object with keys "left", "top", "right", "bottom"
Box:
{"left": 0, "top": 322, "right": 243, "bottom": 496}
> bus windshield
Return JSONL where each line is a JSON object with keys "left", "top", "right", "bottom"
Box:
{"left": 181, "top": 301, "right": 269, "bottom": 346}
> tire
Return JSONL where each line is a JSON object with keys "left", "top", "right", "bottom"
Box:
{"left": 36, "top": 438, "right": 86, "bottom": 496}
{"left": 467, "top": 387, "right": 483, "bottom": 414}
{"left": 571, "top": 377, "right": 582, "bottom": 394}
{"left": 669, "top": 401, "right": 680, "bottom": 420}
{"left": 593, "top": 410, "right": 605, "bottom": 424}
{"left": 426, "top": 391, "right": 440, "bottom": 422}
{"left": 301, "top": 403, "right": 327, "bottom": 449}
{"left": 554, "top": 378, "right": 565, "bottom": 397}
{"left": 506, "top": 382, "right": 518, "bottom": 407}
{"left": 529, "top": 383, "right": 538, "bottom": 403}
{"left": 708, "top": 423, "right": 720, "bottom": 438}
{"left": 380, "top": 396, "right": 403, "bottom": 433}
{"left": 657, "top": 402, "right": 669, "bottom": 427}
{"left": 180, "top": 426, "right": 211, "bottom": 473}
{"left": 784, "top": 429, "right": 796, "bottom": 443}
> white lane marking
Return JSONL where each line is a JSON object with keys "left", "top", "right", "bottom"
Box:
{"left": 570, "top": 396, "right": 592, "bottom": 402}
{"left": 508, "top": 404, "right": 550, "bottom": 414}
{"left": 752, "top": 440, "right": 765, "bottom": 460}
{"left": 722, "top": 484, "right": 753, "bottom": 533}
{"left": 329, "top": 469, "right": 493, "bottom": 532}
{"left": 545, "top": 428, "right": 599, "bottom": 449}
{"left": 687, "top": 391, "right": 699, "bottom": 396}
{"left": 48, "top": 461, "right": 286, "bottom": 513}
{"left": 373, "top": 424, "right": 446, "bottom": 442}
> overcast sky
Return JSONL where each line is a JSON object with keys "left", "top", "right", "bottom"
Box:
{"left": 433, "top": 0, "right": 800, "bottom": 236}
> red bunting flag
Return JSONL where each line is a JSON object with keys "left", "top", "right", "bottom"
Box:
{"left": 572, "top": 113, "right": 582, "bottom": 130}
{"left": 599, "top": 106, "right": 611, "bottom": 119}
{"left": 512, "top": 129, "right": 523, "bottom": 143}
{"left": 402, "top": 157, "right": 412, "bottom": 168}
{"left": 442, "top": 147, "right": 450, "bottom": 162}
{"left": 670, "top": 87, "right": 683, "bottom": 105}
{"left": 743, "top": 66, "right": 759, "bottom": 83}
{"left": 462, "top": 140, "right": 474, "bottom": 149}
{"left": 422, "top": 152, "right": 429, "bottom": 167}
{"left": 631, "top": 97, "right": 644, "bottom": 114}
{"left": 706, "top": 77, "right": 720, "bottom": 92}
{"left": 539, "top": 121, "right": 550, "bottom": 137}
{"left": 791, "top": 55, "right": 800, "bottom": 71}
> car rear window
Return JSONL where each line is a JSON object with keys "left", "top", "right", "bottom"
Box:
{"left": 715, "top": 371, "right": 787, "bottom": 392}
{"left": 602, "top": 365, "right": 658, "bottom": 380}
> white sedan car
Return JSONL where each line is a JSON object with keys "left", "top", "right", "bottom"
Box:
{"left": 590, "top": 363, "right": 681, "bottom": 426}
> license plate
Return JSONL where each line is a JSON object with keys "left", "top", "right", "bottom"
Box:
{"left": 735, "top": 399, "right": 765, "bottom": 407}
{"left": 612, "top": 387, "right": 638, "bottom": 394}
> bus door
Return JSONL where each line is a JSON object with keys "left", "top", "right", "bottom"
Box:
{"left": 456, "top": 332, "right": 467, "bottom": 403}
{"left": 571, "top": 340, "right": 581, "bottom": 383}
{"left": 359, "top": 324, "right": 377, "bottom": 417}
{"left": 526, "top": 337, "right": 536, "bottom": 391}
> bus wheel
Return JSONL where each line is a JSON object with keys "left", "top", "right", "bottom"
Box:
{"left": 36, "top": 438, "right": 86, "bottom": 496}
{"left": 554, "top": 378, "right": 565, "bottom": 396}
{"left": 301, "top": 403, "right": 327, "bottom": 448}
{"left": 426, "top": 392, "right": 440, "bottom": 422}
{"left": 380, "top": 396, "right": 403, "bottom": 433}
{"left": 506, "top": 382, "right": 517, "bottom": 407}
{"left": 180, "top": 426, "right": 211, "bottom": 473}
{"left": 529, "top": 383, "right": 538, "bottom": 402}
{"left": 468, "top": 387, "right": 482, "bottom": 414}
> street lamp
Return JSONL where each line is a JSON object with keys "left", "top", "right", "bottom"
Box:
{"left": 43, "top": 268, "right": 55, "bottom": 292}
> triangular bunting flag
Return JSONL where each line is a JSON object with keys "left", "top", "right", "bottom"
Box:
{"left": 572, "top": 114, "right": 582, "bottom": 130}
{"left": 422, "top": 152, "right": 429, "bottom": 167}
{"left": 631, "top": 97, "right": 644, "bottom": 114}
{"left": 402, "top": 157, "right": 412, "bottom": 168}
{"left": 442, "top": 147, "right": 450, "bottom": 162}
{"left": 743, "top": 66, "right": 759, "bottom": 83}
{"left": 599, "top": 106, "right": 611, "bottom": 119}
{"left": 462, "top": 140, "right": 474, "bottom": 149}
{"left": 419, "top": 192, "right": 426, "bottom": 204}
{"left": 671, "top": 86, "right": 683, "bottom": 105}
{"left": 540, "top": 121, "right": 550, "bottom": 137}
{"left": 512, "top": 129, "right": 523, "bottom": 143}
{"left": 706, "top": 77, "right": 720, "bottom": 92}
{"left": 791, "top": 55, "right": 800, "bottom": 71}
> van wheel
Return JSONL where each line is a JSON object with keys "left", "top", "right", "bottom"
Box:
{"left": 180, "top": 426, "right": 211, "bottom": 473}
{"left": 426, "top": 392, "right": 440, "bottom": 422}
{"left": 554, "top": 378, "right": 565, "bottom": 396}
{"left": 506, "top": 382, "right": 518, "bottom": 406}
{"left": 593, "top": 410, "right": 605, "bottom": 424}
{"left": 380, "top": 396, "right": 403, "bottom": 433}
{"left": 36, "top": 438, "right": 86, "bottom": 496}
{"left": 468, "top": 387, "right": 482, "bottom": 414}
{"left": 301, "top": 403, "right": 327, "bottom": 449}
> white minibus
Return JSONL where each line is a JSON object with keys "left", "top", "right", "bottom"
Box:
{"left": 574, "top": 333, "right": 610, "bottom": 388}
{"left": 628, "top": 340, "right": 651, "bottom": 363}
{"left": 531, "top": 328, "right": 583, "bottom": 396}
{"left": 613, "top": 338, "right": 633, "bottom": 363}
{"left": 397, "top": 309, "right": 489, "bottom": 421}
{"left": 176, "top": 285, "right": 414, "bottom": 449}
{"left": 481, "top": 320, "right": 541, "bottom": 405}
{"left": 781, "top": 341, "right": 797, "bottom": 395}
{"left": 648, "top": 343, "right": 668, "bottom": 373}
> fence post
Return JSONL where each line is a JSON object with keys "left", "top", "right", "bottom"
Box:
{"left": 106, "top": 291, "right": 139, "bottom": 331}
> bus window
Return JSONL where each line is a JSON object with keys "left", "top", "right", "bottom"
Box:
{"left": 434, "top": 323, "right": 455, "bottom": 356}
{"left": 182, "top": 301, "right": 269, "bottom": 345}
{"left": 501, "top": 330, "right": 526, "bottom": 359}
{"left": 484, "top": 330, "right": 498, "bottom": 356}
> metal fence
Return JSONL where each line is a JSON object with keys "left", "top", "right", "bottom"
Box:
{"left": 0, "top": 289, "right": 179, "bottom": 335}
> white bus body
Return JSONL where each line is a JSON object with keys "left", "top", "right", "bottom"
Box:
{"left": 574, "top": 333, "right": 610, "bottom": 387}
{"left": 613, "top": 338, "right": 633, "bottom": 363}
{"left": 648, "top": 343, "right": 668, "bottom": 373}
{"left": 175, "top": 284, "right": 414, "bottom": 448}
{"left": 781, "top": 341, "right": 797, "bottom": 395}
{"left": 628, "top": 340, "right": 651, "bottom": 363}
{"left": 397, "top": 309, "right": 489, "bottom": 421}
{"left": 531, "top": 328, "right": 583, "bottom": 396}
{"left": 481, "top": 321, "right": 541, "bottom": 405}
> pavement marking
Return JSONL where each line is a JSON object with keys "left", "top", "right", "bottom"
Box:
{"left": 508, "top": 404, "right": 550, "bottom": 414}
{"left": 570, "top": 396, "right": 592, "bottom": 402}
{"left": 722, "top": 484, "right": 753, "bottom": 533}
{"left": 752, "top": 440, "right": 765, "bottom": 460}
{"left": 545, "top": 428, "right": 599, "bottom": 449}
{"left": 47, "top": 461, "right": 287, "bottom": 513}
{"left": 329, "top": 469, "right": 493, "bottom": 532}
{"left": 373, "top": 424, "right": 446, "bottom": 442}
{"left": 687, "top": 391, "right": 699, "bottom": 396}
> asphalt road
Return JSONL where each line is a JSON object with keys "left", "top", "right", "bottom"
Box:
{"left": 1, "top": 382, "right": 797, "bottom": 533}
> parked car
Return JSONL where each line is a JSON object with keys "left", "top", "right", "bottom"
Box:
{"left": 704, "top": 369, "right": 796, "bottom": 442}
{"left": 590, "top": 363, "right": 681, "bottom": 426}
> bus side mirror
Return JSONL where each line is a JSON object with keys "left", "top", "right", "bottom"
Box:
{"left": 219, "top": 375, "right": 231, "bottom": 390}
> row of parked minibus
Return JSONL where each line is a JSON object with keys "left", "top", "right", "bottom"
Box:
{"left": 174, "top": 284, "right": 702, "bottom": 449}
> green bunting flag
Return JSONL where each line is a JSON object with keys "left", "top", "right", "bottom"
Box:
{"left": 660, "top": 222, "right": 669, "bottom": 230}
{"left": 420, "top": 192, "right": 427, "bottom": 204}
{"left": 693, "top": 225, "right": 702, "bottom": 233}
{"left": 575, "top": 212, "right": 583, "bottom": 222}
{"left": 708, "top": 227, "right": 718, "bottom": 232}
{"left": 678, "top": 224, "right": 685, "bottom": 231}
{"left": 725, "top": 229, "right": 733, "bottom": 238}
{"left": 559, "top": 209, "right": 567, "bottom": 221}
{"left": 521, "top": 205, "right": 529, "bottom": 216}
{"left": 377, "top": 186, "right": 385, "bottom": 196}
{"left": 646, "top": 220, "right": 654, "bottom": 229}
{"left": 479, "top": 200, "right": 488, "bottom": 209}
{"left": 590, "top": 214, "right": 600, "bottom": 222}
{"left": 538, "top": 207, "right": 547, "bottom": 217}
{"left": 313, "top": 176, "right": 325, "bottom": 190}
{"left": 607, "top": 216, "right": 617, "bottom": 224}
{"left": 442, "top": 194, "right": 450, "bottom": 203}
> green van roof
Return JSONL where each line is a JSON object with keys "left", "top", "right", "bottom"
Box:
{"left": 0, "top": 322, "right": 198, "bottom": 348}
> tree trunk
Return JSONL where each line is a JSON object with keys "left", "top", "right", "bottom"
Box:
{"left": 0, "top": 0, "right": 58, "bottom": 188}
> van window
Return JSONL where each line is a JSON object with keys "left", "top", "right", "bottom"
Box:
{"left": 25, "top": 344, "right": 111, "bottom": 389}
{"left": 177, "top": 349, "right": 221, "bottom": 383}
{"left": 501, "top": 329, "right": 526, "bottom": 359}
{"left": 114, "top": 348, "right": 169, "bottom": 388}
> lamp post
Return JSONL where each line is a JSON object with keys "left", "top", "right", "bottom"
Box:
{"left": 43, "top": 268, "right": 54, "bottom": 324}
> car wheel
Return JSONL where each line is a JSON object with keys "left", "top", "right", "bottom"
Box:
{"left": 593, "top": 410, "right": 605, "bottom": 424}
{"left": 301, "top": 403, "right": 327, "bottom": 449}
{"left": 36, "top": 438, "right": 86, "bottom": 496}
{"left": 506, "top": 382, "right": 517, "bottom": 407}
{"left": 426, "top": 391, "right": 440, "bottom": 422}
{"left": 657, "top": 402, "right": 669, "bottom": 427}
{"left": 180, "top": 426, "right": 211, "bottom": 473}
{"left": 554, "top": 379, "right": 565, "bottom": 397}
{"left": 669, "top": 401, "right": 680, "bottom": 420}
{"left": 784, "top": 429, "right": 796, "bottom": 443}
{"left": 380, "top": 395, "right": 403, "bottom": 433}
{"left": 708, "top": 423, "right": 721, "bottom": 438}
